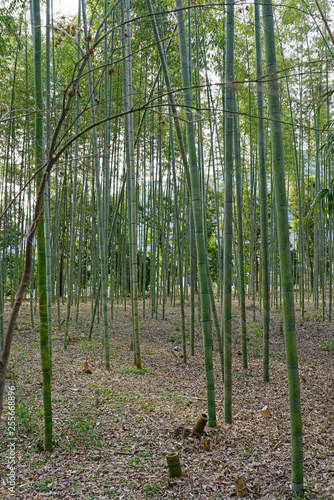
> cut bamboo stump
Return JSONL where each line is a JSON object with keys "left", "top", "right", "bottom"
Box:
{"left": 166, "top": 452, "right": 182, "bottom": 478}
{"left": 200, "top": 436, "right": 211, "bottom": 452}
{"left": 262, "top": 405, "right": 271, "bottom": 417}
{"left": 235, "top": 477, "right": 249, "bottom": 497}
{"left": 193, "top": 413, "right": 208, "bottom": 434}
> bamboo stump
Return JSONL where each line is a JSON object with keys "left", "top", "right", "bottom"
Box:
{"left": 193, "top": 413, "right": 208, "bottom": 434}
{"left": 200, "top": 436, "right": 211, "bottom": 452}
{"left": 261, "top": 405, "right": 271, "bottom": 418}
{"left": 235, "top": 477, "right": 249, "bottom": 497}
{"left": 166, "top": 452, "right": 182, "bottom": 478}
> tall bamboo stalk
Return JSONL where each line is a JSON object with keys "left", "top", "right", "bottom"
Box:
{"left": 262, "top": 1, "right": 303, "bottom": 494}
{"left": 123, "top": 0, "right": 141, "bottom": 368}
{"left": 254, "top": 0, "right": 270, "bottom": 382}
{"left": 233, "top": 94, "right": 247, "bottom": 370}
{"left": 223, "top": 0, "right": 234, "bottom": 424}
{"left": 32, "top": 0, "right": 52, "bottom": 451}
{"left": 80, "top": 0, "right": 110, "bottom": 369}
{"left": 45, "top": 0, "right": 52, "bottom": 369}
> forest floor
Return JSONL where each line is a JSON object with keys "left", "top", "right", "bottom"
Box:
{"left": 0, "top": 296, "right": 333, "bottom": 500}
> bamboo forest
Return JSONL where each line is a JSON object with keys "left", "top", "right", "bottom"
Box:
{"left": 0, "top": 0, "right": 333, "bottom": 498}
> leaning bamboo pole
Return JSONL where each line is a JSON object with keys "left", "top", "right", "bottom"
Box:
{"left": 175, "top": 0, "right": 216, "bottom": 426}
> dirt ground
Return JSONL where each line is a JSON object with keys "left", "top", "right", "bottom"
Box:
{"left": 0, "top": 296, "right": 333, "bottom": 499}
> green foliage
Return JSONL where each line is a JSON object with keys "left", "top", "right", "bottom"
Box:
{"left": 142, "top": 482, "right": 164, "bottom": 498}
{"left": 0, "top": 1, "right": 24, "bottom": 60}
{"left": 16, "top": 401, "right": 39, "bottom": 434}
{"left": 319, "top": 339, "right": 334, "bottom": 351}
{"left": 64, "top": 417, "right": 102, "bottom": 448}
{"left": 119, "top": 366, "right": 149, "bottom": 375}
{"left": 306, "top": 176, "right": 334, "bottom": 219}
{"left": 5, "top": 362, "right": 17, "bottom": 381}
{"left": 33, "top": 478, "right": 56, "bottom": 492}
{"left": 165, "top": 331, "right": 182, "bottom": 343}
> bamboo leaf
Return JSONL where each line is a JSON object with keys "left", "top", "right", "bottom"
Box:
{"left": 306, "top": 188, "right": 329, "bottom": 220}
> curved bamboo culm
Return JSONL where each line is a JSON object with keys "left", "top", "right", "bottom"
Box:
{"left": 31, "top": 0, "right": 52, "bottom": 451}
{"left": 175, "top": 0, "right": 216, "bottom": 427}
{"left": 146, "top": 0, "right": 190, "bottom": 361}
{"left": 254, "top": 0, "right": 270, "bottom": 382}
{"left": 145, "top": 0, "right": 191, "bottom": 194}
{"left": 223, "top": 0, "right": 234, "bottom": 424}
{"left": 261, "top": 1, "right": 303, "bottom": 495}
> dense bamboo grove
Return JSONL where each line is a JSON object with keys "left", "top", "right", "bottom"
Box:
{"left": 0, "top": 0, "right": 333, "bottom": 496}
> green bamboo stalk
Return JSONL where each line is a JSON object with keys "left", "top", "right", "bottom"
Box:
{"left": 233, "top": 94, "right": 247, "bottom": 370}
{"left": 75, "top": 163, "right": 89, "bottom": 323}
{"left": 64, "top": 2, "right": 81, "bottom": 347}
{"left": 190, "top": 205, "right": 195, "bottom": 355}
{"left": 1, "top": 38, "right": 20, "bottom": 341}
{"left": 306, "top": 37, "right": 320, "bottom": 308}
{"left": 325, "top": 45, "right": 332, "bottom": 321}
{"left": 45, "top": 0, "right": 52, "bottom": 368}
{"left": 262, "top": 1, "right": 303, "bottom": 494}
{"left": 80, "top": 0, "right": 110, "bottom": 369}
{"left": 123, "top": 0, "right": 141, "bottom": 368}
{"left": 276, "top": 17, "right": 304, "bottom": 317}
{"left": 32, "top": 0, "right": 52, "bottom": 451}
{"left": 223, "top": 0, "right": 234, "bottom": 424}
{"left": 89, "top": 176, "right": 126, "bottom": 340}
{"left": 169, "top": 107, "right": 187, "bottom": 362}
{"left": 254, "top": 0, "right": 270, "bottom": 382}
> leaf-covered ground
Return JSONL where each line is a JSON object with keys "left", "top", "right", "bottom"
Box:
{"left": 0, "top": 298, "right": 333, "bottom": 499}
